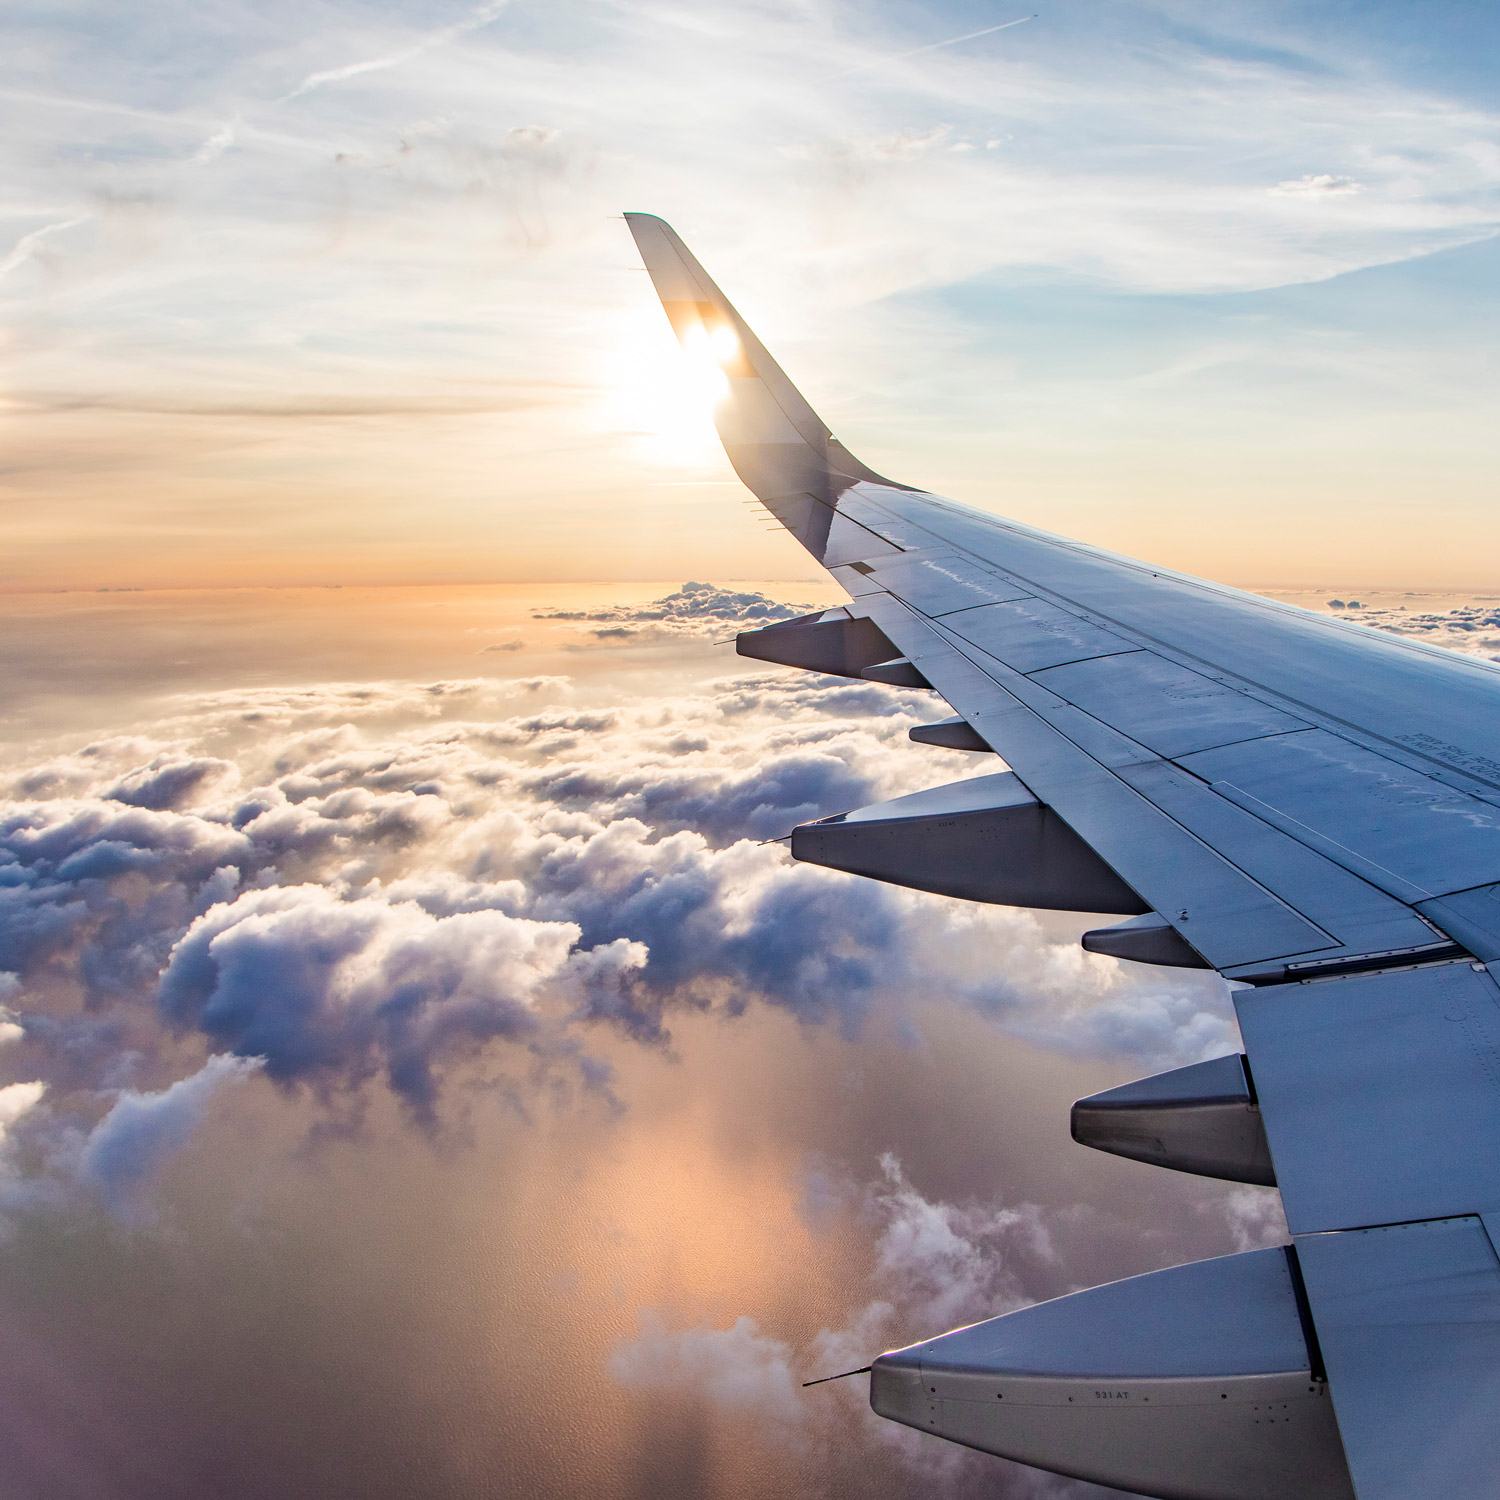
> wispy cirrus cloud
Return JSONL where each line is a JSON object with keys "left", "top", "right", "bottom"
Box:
{"left": 0, "top": 214, "right": 91, "bottom": 283}
{"left": 281, "top": 0, "right": 513, "bottom": 101}
{"left": 4, "top": 1, "right": 1500, "bottom": 588}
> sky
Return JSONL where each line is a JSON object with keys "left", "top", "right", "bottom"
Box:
{"left": 4, "top": 5, "right": 1500, "bottom": 1499}
{"left": 4, "top": 0, "right": 1500, "bottom": 591}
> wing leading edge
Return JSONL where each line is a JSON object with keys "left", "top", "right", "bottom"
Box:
{"left": 625, "top": 215, "right": 1500, "bottom": 1500}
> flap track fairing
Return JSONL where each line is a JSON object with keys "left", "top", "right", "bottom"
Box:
{"left": 791, "top": 773, "right": 1148, "bottom": 914}
{"left": 1071, "top": 1054, "right": 1276, "bottom": 1186}
{"left": 736, "top": 609, "right": 898, "bottom": 679}
{"left": 1083, "top": 911, "right": 1210, "bottom": 968}
{"left": 908, "top": 715, "right": 993, "bottom": 752}
{"left": 871, "top": 1247, "right": 1352, "bottom": 1500}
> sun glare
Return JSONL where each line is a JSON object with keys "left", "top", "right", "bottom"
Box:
{"left": 599, "top": 306, "right": 730, "bottom": 469}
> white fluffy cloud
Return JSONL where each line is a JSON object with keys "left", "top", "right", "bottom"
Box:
{"left": 533, "top": 581, "right": 813, "bottom": 642}
{"left": 610, "top": 1312, "right": 803, "bottom": 1424}
{"left": 158, "top": 885, "right": 643, "bottom": 1113}
{"left": 610, "top": 1151, "right": 1064, "bottom": 1487}
{"left": 0, "top": 608, "right": 1248, "bottom": 1210}
{"left": 0, "top": 1081, "right": 46, "bottom": 1141}
{"left": 77, "top": 1054, "right": 261, "bottom": 1212}
{"left": 1337, "top": 600, "right": 1500, "bottom": 662}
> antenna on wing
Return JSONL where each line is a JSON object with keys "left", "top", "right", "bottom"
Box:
{"left": 801, "top": 1365, "right": 872, "bottom": 1388}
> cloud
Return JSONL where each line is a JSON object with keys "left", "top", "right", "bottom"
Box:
{"left": 189, "top": 118, "right": 239, "bottom": 167}
{"left": 829, "top": 14, "right": 1036, "bottom": 83}
{"left": 1210, "top": 1184, "right": 1288, "bottom": 1254}
{"left": 77, "top": 1053, "right": 260, "bottom": 1212}
{"left": 863, "top": 1151, "right": 1052, "bottom": 1331}
{"left": 610, "top": 1311, "right": 802, "bottom": 1423}
{"left": 609, "top": 1151, "right": 1059, "bottom": 1486}
{"left": 0, "top": 976, "right": 22, "bottom": 1048}
{"left": 1270, "top": 173, "right": 1364, "bottom": 197}
{"left": 106, "top": 756, "right": 240, "bottom": 811}
{"left": 1334, "top": 600, "right": 1500, "bottom": 663}
{"left": 533, "top": 582, "right": 816, "bottom": 641}
{"left": 8, "top": 2, "right": 1500, "bottom": 593}
{"left": 0, "top": 657, "right": 1241, "bottom": 1210}
{"left": 0, "top": 1081, "right": 46, "bottom": 1142}
{"left": 0, "top": 214, "right": 91, "bottom": 283}
{"left": 156, "top": 886, "right": 627, "bottom": 1115}
{"left": 282, "top": 0, "right": 513, "bottom": 100}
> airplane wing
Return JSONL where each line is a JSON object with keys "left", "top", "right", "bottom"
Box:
{"left": 625, "top": 213, "right": 1500, "bottom": 1500}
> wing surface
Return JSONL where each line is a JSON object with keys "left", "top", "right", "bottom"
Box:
{"left": 626, "top": 213, "right": 1500, "bottom": 1498}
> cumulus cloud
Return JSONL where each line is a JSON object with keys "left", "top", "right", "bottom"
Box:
{"left": 0, "top": 976, "right": 21, "bottom": 1049}
{"left": 157, "top": 885, "right": 637, "bottom": 1114}
{"left": 0, "top": 1079, "right": 48, "bottom": 1213}
{"left": 77, "top": 1053, "right": 260, "bottom": 1211}
{"left": 865, "top": 1151, "right": 1052, "bottom": 1330}
{"left": 0, "top": 1081, "right": 46, "bottom": 1143}
{"left": 1210, "top": 1184, "right": 1289, "bottom": 1254}
{"left": 1343, "top": 600, "right": 1500, "bottom": 663}
{"left": 106, "top": 755, "right": 239, "bottom": 811}
{"left": 0, "top": 659, "right": 1240, "bottom": 1213}
{"left": 533, "top": 582, "right": 816, "bottom": 642}
{"left": 610, "top": 1311, "right": 803, "bottom": 1423}
{"left": 611, "top": 1151, "right": 1058, "bottom": 1486}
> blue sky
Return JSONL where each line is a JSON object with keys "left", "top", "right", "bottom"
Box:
{"left": 2, "top": 0, "right": 1498, "bottom": 588}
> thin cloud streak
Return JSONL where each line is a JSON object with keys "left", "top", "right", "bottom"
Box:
{"left": 830, "top": 13, "right": 1038, "bottom": 80}
{"left": 282, "top": 0, "right": 513, "bottom": 100}
{"left": 0, "top": 216, "right": 90, "bottom": 283}
{"left": 4, "top": 1, "right": 1500, "bottom": 589}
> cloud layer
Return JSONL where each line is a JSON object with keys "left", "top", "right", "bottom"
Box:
{"left": 0, "top": 585, "right": 1357, "bottom": 1500}
{"left": 0, "top": 606, "right": 1240, "bottom": 1216}
{"left": 8, "top": 578, "right": 1483, "bottom": 1218}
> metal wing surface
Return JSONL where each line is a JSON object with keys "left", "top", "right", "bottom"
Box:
{"left": 626, "top": 213, "right": 1500, "bottom": 1500}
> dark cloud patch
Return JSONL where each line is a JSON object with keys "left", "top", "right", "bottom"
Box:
{"left": 107, "top": 756, "right": 238, "bottom": 811}
{"left": 156, "top": 886, "right": 634, "bottom": 1116}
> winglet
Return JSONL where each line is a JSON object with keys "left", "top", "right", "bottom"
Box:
{"left": 624, "top": 213, "right": 906, "bottom": 510}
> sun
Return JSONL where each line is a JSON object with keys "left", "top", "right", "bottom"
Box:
{"left": 597, "top": 305, "right": 731, "bottom": 469}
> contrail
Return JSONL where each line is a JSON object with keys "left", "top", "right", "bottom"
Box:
{"left": 833, "top": 13, "right": 1037, "bottom": 80}
{"left": 0, "top": 215, "right": 91, "bottom": 284}
{"left": 283, "top": 0, "right": 511, "bottom": 100}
